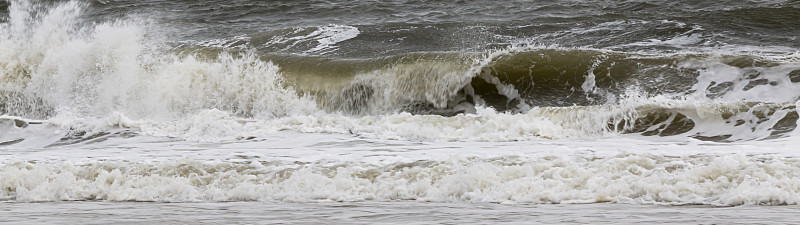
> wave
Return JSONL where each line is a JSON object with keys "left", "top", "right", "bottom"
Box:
{"left": 5, "top": 1, "right": 800, "bottom": 209}
{"left": 2, "top": 98, "right": 798, "bottom": 144}
{"left": 2, "top": 1, "right": 800, "bottom": 143}
{"left": 244, "top": 47, "right": 800, "bottom": 114}
{"left": 0, "top": 1, "right": 317, "bottom": 120}
{"left": 3, "top": 154, "right": 800, "bottom": 205}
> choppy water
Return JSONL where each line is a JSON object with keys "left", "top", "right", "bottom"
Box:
{"left": 2, "top": 0, "right": 800, "bottom": 223}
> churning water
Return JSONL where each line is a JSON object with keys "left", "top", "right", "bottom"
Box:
{"left": 2, "top": 0, "right": 800, "bottom": 223}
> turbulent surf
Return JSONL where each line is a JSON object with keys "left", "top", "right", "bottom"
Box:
{"left": 2, "top": 0, "right": 800, "bottom": 212}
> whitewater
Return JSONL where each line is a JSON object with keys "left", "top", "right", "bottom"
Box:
{"left": 2, "top": 0, "right": 800, "bottom": 223}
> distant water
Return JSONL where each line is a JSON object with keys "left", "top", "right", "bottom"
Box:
{"left": 2, "top": 0, "right": 800, "bottom": 223}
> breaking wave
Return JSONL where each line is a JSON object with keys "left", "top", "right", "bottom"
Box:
{"left": 1, "top": 1, "right": 800, "bottom": 143}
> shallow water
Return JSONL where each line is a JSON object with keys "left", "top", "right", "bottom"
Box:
{"left": 3, "top": 201, "right": 799, "bottom": 224}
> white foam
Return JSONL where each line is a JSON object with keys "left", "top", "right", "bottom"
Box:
{"left": 184, "top": 35, "right": 251, "bottom": 49}
{"left": 0, "top": 1, "right": 318, "bottom": 122}
{"left": 685, "top": 57, "right": 800, "bottom": 102}
{"left": 306, "top": 25, "right": 360, "bottom": 54}
{"left": 2, "top": 154, "right": 800, "bottom": 205}
{"left": 23, "top": 96, "right": 778, "bottom": 143}
{"left": 259, "top": 25, "right": 360, "bottom": 55}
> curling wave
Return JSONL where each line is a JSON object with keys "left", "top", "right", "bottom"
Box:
{"left": 1, "top": 1, "right": 800, "bottom": 143}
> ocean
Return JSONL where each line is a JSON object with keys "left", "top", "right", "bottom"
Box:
{"left": 2, "top": 0, "right": 800, "bottom": 223}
